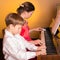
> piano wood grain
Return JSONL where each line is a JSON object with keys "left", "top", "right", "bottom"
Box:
{"left": 37, "top": 55, "right": 60, "bottom": 60}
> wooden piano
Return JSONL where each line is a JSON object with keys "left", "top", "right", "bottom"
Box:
{"left": 30, "top": 24, "right": 60, "bottom": 60}
{"left": 37, "top": 8, "right": 60, "bottom": 60}
{"left": 37, "top": 27, "right": 60, "bottom": 60}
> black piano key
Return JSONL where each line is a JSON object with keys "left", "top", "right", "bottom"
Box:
{"left": 44, "top": 28, "right": 57, "bottom": 55}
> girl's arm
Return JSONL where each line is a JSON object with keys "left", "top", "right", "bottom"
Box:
{"left": 29, "top": 27, "right": 46, "bottom": 32}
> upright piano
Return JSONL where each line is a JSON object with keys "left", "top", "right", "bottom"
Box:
{"left": 37, "top": 27, "right": 60, "bottom": 60}
{"left": 30, "top": 26, "right": 60, "bottom": 60}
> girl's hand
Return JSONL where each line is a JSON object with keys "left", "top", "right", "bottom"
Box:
{"left": 33, "top": 27, "right": 46, "bottom": 31}
{"left": 34, "top": 39, "right": 45, "bottom": 46}
{"left": 37, "top": 45, "right": 46, "bottom": 51}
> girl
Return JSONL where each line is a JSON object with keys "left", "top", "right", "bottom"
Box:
{"left": 16, "top": 2, "right": 45, "bottom": 45}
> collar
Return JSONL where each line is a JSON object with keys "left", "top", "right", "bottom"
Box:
{"left": 5, "top": 29, "right": 14, "bottom": 37}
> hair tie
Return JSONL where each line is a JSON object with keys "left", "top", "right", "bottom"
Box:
{"left": 20, "top": 5, "right": 24, "bottom": 7}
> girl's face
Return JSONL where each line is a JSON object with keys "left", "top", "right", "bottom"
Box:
{"left": 24, "top": 11, "right": 33, "bottom": 19}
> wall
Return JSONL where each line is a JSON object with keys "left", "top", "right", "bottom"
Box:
{"left": 0, "top": 0, "right": 60, "bottom": 38}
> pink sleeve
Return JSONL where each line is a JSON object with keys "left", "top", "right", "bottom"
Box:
{"left": 20, "top": 24, "right": 31, "bottom": 41}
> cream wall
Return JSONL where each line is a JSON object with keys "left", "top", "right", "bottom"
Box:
{"left": 0, "top": 0, "right": 60, "bottom": 38}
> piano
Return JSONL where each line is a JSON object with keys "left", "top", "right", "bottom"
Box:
{"left": 37, "top": 27, "right": 60, "bottom": 60}
{"left": 30, "top": 27, "right": 60, "bottom": 60}
{"left": 33, "top": 9, "right": 60, "bottom": 60}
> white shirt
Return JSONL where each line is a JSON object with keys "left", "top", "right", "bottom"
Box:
{"left": 3, "top": 29, "right": 37, "bottom": 60}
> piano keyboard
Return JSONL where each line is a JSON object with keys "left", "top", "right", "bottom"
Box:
{"left": 44, "top": 28, "right": 57, "bottom": 55}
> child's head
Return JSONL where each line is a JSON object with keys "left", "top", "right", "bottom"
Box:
{"left": 17, "top": 2, "right": 35, "bottom": 19}
{"left": 5, "top": 13, "right": 25, "bottom": 35}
